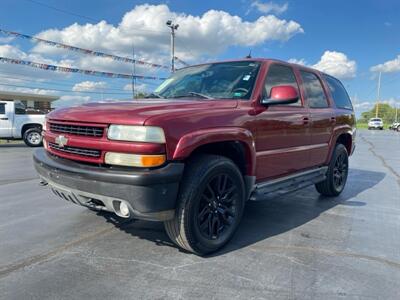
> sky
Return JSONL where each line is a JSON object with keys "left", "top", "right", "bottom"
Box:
{"left": 0, "top": 0, "right": 399, "bottom": 116}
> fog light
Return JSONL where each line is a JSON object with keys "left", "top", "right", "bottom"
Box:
{"left": 119, "top": 202, "right": 130, "bottom": 217}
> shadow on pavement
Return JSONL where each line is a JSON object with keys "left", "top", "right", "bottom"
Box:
{"left": 0, "top": 143, "right": 27, "bottom": 148}
{"left": 97, "top": 168, "right": 385, "bottom": 256}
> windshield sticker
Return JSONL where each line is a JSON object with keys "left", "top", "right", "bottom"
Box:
{"left": 242, "top": 75, "right": 251, "bottom": 81}
{"left": 154, "top": 78, "right": 174, "bottom": 93}
{"left": 234, "top": 92, "right": 243, "bottom": 97}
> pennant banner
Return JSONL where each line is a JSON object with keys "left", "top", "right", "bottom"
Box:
{"left": 0, "top": 29, "right": 169, "bottom": 70}
{"left": 0, "top": 57, "right": 166, "bottom": 80}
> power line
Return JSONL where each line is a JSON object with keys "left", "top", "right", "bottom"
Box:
{"left": 0, "top": 73, "right": 129, "bottom": 91}
{"left": 0, "top": 82, "right": 131, "bottom": 95}
{"left": 0, "top": 56, "right": 166, "bottom": 80}
{"left": 0, "top": 28, "right": 169, "bottom": 69}
{"left": 23, "top": 0, "right": 169, "bottom": 34}
{"left": 25, "top": 0, "right": 100, "bottom": 23}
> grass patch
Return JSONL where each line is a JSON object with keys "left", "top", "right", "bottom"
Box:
{"left": 0, "top": 139, "right": 23, "bottom": 144}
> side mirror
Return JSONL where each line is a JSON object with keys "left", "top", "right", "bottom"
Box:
{"left": 261, "top": 85, "right": 299, "bottom": 106}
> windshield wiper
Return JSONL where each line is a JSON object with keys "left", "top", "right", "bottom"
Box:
{"left": 144, "top": 93, "right": 162, "bottom": 98}
{"left": 172, "top": 92, "right": 213, "bottom": 99}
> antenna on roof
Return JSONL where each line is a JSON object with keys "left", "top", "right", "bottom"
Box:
{"left": 245, "top": 50, "right": 252, "bottom": 59}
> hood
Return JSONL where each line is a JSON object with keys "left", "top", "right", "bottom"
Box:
{"left": 48, "top": 99, "right": 238, "bottom": 125}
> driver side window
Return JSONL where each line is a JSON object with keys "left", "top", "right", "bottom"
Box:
{"left": 264, "top": 64, "right": 301, "bottom": 106}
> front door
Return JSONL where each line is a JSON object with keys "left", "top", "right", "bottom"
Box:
{"left": 0, "top": 101, "right": 12, "bottom": 137}
{"left": 255, "top": 63, "right": 311, "bottom": 182}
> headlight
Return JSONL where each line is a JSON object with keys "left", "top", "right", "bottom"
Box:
{"left": 105, "top": 152, "right": 166, "bottom": 167}
{"left": 107, "top": 125, "right": 165, "bottom": 143}
{"left": 43, "top": 120, "right": 48, "bottom": 131}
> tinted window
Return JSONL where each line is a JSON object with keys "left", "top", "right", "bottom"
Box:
{"left": 265, "top": 64, "right": 300, "bottom": 105}
{"left": 300, "top": 71, "right": 329, "bottom": 108}
{"left": 0, "top": 103, "right": 5, "bottom": 114}
{"left": 324, "top": 75, "right": 353, "bottom": 110}
{"left": 14, "top": 101, "right": 26, "bottom": 115}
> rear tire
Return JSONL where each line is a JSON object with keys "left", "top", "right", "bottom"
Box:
{"left": 23, "top": 127, "right": 43, "bottom": 147}
{"left": 164, "top": 154, "right": 245, "bottom": 255}
{"left": 315, "top": 144, "right": 348, "bottom": 197}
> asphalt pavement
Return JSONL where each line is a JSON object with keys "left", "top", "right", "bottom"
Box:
{"left": 0, "top": 130, "right": 399, "bottom": 299}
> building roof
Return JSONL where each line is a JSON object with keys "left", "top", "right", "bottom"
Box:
{"left": 0, "top": 90, "right": 59, "bottom": 102}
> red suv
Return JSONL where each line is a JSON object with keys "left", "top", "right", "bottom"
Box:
{"left": 34, "top": 59, "right": 356, "bottom": 255}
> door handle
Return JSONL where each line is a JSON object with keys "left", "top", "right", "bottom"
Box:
{"left": 303, "top": 117, "right": 309, "bottom": 125}
{"left": 330, "top": 117, "right": 336, "bottom": 123}
{"left": 0, "top": 117, "right": 8, "bottom": 120}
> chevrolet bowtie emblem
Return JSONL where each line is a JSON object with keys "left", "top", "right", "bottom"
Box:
{"left": 55, "top": 135, "right": 68, "bottom": 148}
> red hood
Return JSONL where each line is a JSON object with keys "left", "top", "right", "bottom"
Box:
{"left": 48, "top": 99, "right": 238, "bottom": 125}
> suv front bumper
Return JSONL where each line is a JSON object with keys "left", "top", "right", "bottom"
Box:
{"left": 33, "top": 149, "right": 184, "bottom": 221}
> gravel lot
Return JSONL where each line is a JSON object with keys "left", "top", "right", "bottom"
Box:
{"left": 0, "top": 130, "right": 399, "bottom": 299}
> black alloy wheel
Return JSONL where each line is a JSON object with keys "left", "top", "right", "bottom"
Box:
{"left": 315, "top": 143, "right": 349, "bottom": 196}
{"left": 164, "top": 154, "right": 245, "bottom": 255}
{"left": 196, "top": 173, "right": 239, "bottom": 240}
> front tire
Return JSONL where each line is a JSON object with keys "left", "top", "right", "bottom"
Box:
{"left": 164, "top": 154, "right": 245, "bottom": 255}
{"left": 23, "top": 127, "right": 43, "bottom": 147}
{"left": 315, "top": 144, "right": 349, "bottom": 197}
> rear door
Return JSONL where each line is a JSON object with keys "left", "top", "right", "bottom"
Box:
{"left": 298, "top": 70, "right": 334, "bottom": 167}
{"left": 255, "top": 63, "right": 311, "bottom": 181}
{"left": 0, "top": 101, "right": 13, "bottom": 137}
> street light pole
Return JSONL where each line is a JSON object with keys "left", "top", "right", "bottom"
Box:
{"left": 375, "top": 71, "right": 381, "bottom": 118}
{"left": 166, "top": 20, "right": 179, "bottom": 73}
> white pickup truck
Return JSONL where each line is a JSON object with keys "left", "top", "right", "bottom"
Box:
{"left": 0, "top": 100, "right": 45, "bottom": 147}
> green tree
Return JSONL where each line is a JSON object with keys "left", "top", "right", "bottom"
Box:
{"left": 359, "top": 103, "right": 399, "bottom": 124}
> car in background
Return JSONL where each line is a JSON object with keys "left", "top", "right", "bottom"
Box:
{"left": 368, "top": 118, "right": 384, "bottom": 130}
{"left": 389, "top": 122, "right": 400, "bottom": 131}
{"left": 0, "top": 101, "right": 46, "bottom": 147}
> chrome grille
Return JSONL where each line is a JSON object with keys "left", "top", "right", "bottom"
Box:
{"left": 49, "top": 123, "right": 104, "bottom": 137}
{"left": 48, "top": 142, "right": 101, "bottom": 158}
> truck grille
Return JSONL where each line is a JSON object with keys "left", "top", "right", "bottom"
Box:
{"left": 48, "top": 142, "right": 101, "bottom": 158}
{"left": 49, "top": 123, "right": 104, "bottom": 137}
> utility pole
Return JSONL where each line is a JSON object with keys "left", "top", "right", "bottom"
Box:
{"left": 131, "top": 43, "right": 136, "bottom": 99}
{"left": 375, "top": 71, "right": 381, "bottom": 118}
{"left": 166, "top": 20, "right": 179, "bottom": 73}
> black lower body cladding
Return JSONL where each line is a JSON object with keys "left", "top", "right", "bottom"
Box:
{"left": 33, "top": 149, "right": 184, "bottom": 221}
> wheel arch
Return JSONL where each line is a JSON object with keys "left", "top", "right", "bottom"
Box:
{"left": 172, "top": 127, "right": 256, "bottom": 176}
{"left": 326, "top": 129, "right": 353, "bottom": 164}
{"left": 21, "top": 123, "right": 42, "bottom": 137}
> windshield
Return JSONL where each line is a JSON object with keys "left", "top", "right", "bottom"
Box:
{"left": 370, "top": 118, "right": 382, "bottom": 122}
{"left": 153, "top": 61, "right": 261, "bottom": 100}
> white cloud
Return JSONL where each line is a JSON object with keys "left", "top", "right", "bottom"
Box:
{"left": 0, "top": 36, "right": 14, "bottom": 43}
{"left": 72, "top": 81, "right": 107, "bottom": 92}
{"left": 287, "top": 58, "right": 307, "bottom": 65}
{"left": 123, "top": 82, "right": 148, "bottom": 92}
{"left": 370, "top": 55, "right": 400, "bottom": 73}
{"left": 353, "top": 101, "right": 374, "bottom": 110}
{"left": 0, "top": 44, "right": 71, "bottom": 81}
{"left": 32, "top": 3, "right": 303, "bottom": 68}
{"left": 312, "top": 51, "right": 356, "bottom": 79}
{"left": 251, "top": 1, "right": 288, "bottom": 15}
{"left": 53, "top": 95, "right": 91, "bottom": 108}
{"left": 288, "top": 51, "right": 356, "bottom": 79}
{"left": 353, "top": 98, "right": 400, "bottom": 112}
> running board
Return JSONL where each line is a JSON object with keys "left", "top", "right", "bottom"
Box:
{"left": 249, "top": 167, "right": 328, "bottom": 201}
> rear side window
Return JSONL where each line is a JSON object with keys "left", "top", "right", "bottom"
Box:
{"left": 324, "top": 75, "right": 353, "bottom": 110}
{"left": 300, "top": 71, "right": 329, "bottom": 108}
{"left": 0, "top": 103, "right": 5, "bottom": 114}
{"left": 264, "top": 64, "right": 300, "bottom": 106}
